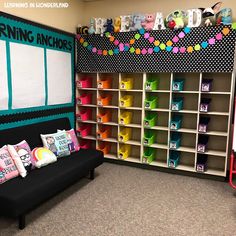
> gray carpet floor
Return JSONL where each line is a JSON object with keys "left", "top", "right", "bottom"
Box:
{"left": 0, "top": 162, "right": 236, "bottom": 236}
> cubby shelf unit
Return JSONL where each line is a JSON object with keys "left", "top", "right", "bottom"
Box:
{"left": 76, "top": 72, "right": 235, "bottom": 178}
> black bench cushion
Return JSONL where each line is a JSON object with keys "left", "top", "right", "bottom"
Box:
{"left": 0, "top": 149, "right": 103, "bottom": 217}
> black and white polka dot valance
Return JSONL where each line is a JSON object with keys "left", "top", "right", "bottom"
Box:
{"left": 76, "top": 25, "right": 236, "bottom": 73}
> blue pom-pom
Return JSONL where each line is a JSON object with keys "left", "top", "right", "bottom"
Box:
{"left": 154, "top": 46, "right": 160, "bottom": 53}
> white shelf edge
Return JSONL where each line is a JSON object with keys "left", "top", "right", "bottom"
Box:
{"left": 77, "top": 120, "right": 97, "bottom": 124}
{"left": 98, "top": 138, "right": 118, "bottom": 143}
{"left": 145, "top": 144, "right": 169, "bottom": 150}
{"left": 98, "top": 122, "right": 118, "bottom": 126}
{"left": 145, "top": 108, "right": 169, "bottom": 112}
{"left": 77, "top": 104, "right": 97, "bottom": 107}
{"left": 78, "top": 135, "right": 97, "bottom": 140}
{"left": 171, "top": 128, "right": 197, "bottom": 134}
{"left": 172, "top": 91, "right": 199, "bottom": 94}
{"left": 171, "top": 110, "right": 198, "bottom": 114}
{"left": 145, "top": 90, "right": 170, "bottom": 93}
{"left": 173, "top": 146, "right": 196, "bottom": 153}
{"left": 120, "top": 107, "right": 142, "bottom": 110}
{"left": 199, "top": 111, "right": 229, "bottom": 116}
{"left": 201, "top": 131, "right": 228, "bottom": 136}
{"left": 199, "top": 150, "right": 226, "bottom": 157}
{"left": 119, "top": 123, "right": 142, "bottom": 128}
{"left": 120, "top": 89, "right": 143, "bottom": 92}
{"left": 119, "top": 140, "right": 141, "bottom": 146}
{"left": 97, "top": 105, "right": 119, "bottom": 109}
{"left": 77, "top": 88, "right": 97, "bottom": 90}
{"left": 144, "top": 126, "right": 169, "bottom": 131}
{"left": 104, "top": 154, "right": 117, "bottom": 159}
{"left": 201, "top": 91, "right": 231, "bottom": 95}
{"left": 98, "top": 89, "right": 119, "bottom": 91}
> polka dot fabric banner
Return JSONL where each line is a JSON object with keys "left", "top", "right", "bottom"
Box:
{"left": 76, "top": 25, "right": 236, "bottom": 73}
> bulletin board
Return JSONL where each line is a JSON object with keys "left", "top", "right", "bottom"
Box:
{"left": 0, "top": 12, "right": 75, "bottom": 129}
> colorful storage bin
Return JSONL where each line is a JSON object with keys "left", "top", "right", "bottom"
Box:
{"left": 120, "top": 95, "right": 133, "bottom": 107}
{"left": 119, "top": 128, "right": 131, "bottom": 142}
{"left": 200, "top": 98, "right": 211, "bottom": 112}
{"left": 97, "top": 94, "right": 112, "bottom": 106}
{"left": 196, "top": 154, "right": 208, "bottom": 172}
{"left": 97, "top": 77, "right": 112, "bottom": 89}
{"left": 172, "top": 79, "right": 184, "bottom": 91}
{"left": 77, "top": 124, "right": 92, "bottom": 137}
{"left": 168, "top": 151, "right": 180, "bottom": 168}
{"left": 145, "top": 77, "right": 158, "bottom": 91}
{"left": 118, "top": 144, "right": 131, "bottom": 159}
{"left": 198, "top": 117, "right": 210, "bottom": 133}
{"left": 77, "top": 93, "right": 92, "bottom": 105}
{"left": 97, "top": 126, "right": 111, "bottom": 139}
{"left": 170, "top": 115, "right": 182, "bottom": 130}
{"left": 97, "top": 142, "right": 111, "bottom": 154}
{"left": 143, "top": 130, "right": 156, "bottom": 146}
{"left": 143, "top": 147, "right": 156, "bottom": 164}
{"left": 144, "top": 96, "right": 158, "bottom": 109}
{"left": 97, "top": 110, "right": 111, "bottom": 123}
{"left": 77, "top": 76, "right": 92, "bottom": 88}
{"left": 79, "top": 139, "right": 91, "bottom": 149}
{"left": 171, "top": 97, "right": 183, "bottom": 111}
{"left": 201, "top": 79, "right": 213, "bottom": 92}
{"left": 77, "top": 108, "right": 92, "bottom": 121}
{"left": 169, "top": 132, "right": 181, "bottom": 149}
{"left": 119, "top": 111, "right": 132, "bottom": 125}
{"left": 120, "top": 78, "right": 133, "bottom": 90}
{"left": 197, "top": 135, "right": 209, "bottom": 153}
{"left": 144, "top": 112, "right": 157, "bottom": 127}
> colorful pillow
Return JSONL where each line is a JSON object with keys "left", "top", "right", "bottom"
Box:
{"left": 12, "top": 140, "right": 35, "bottom": 173}
{"left": 8, "top": 145, "right": 27, "bottom": 178}
{"left": 58, "top": 129, "right": 80, "bottom": 152}
{"left": 0, "top": 146, "right": 19, "bottom": 184}
{"left": 40, "top": 131, "right": 70, "bottom": 157}
{"left": 32, "top": 147, "right": 57, "bottom": 168}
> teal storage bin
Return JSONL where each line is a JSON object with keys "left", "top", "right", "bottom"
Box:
{"left": 145, "top": 77, "right": 159, "bottom": 91}
{"left": 168, "top": 150, "right": 180, "bottom": 168}
{"left": 143, "top": 130, "right": 156, "bottom": 146}
{"left": 171, "top": 97, "right": 183, "bottom": 111}
{"left": 143, "top": 147, "right": 156, "bottom": 164}
{"left": 172, "top": 79, "right": 184, "bottom": 91}
{"left": 169, "top": 132, "right": 181, "bottom": 149}
{"left": 170, "top": 115, "right": 182, "bottom": 130}
{"left": 144, "top": 96, "right": 158, "bottom": 109}
{"left": 144, "top": 112, "right": 157, "bottom": 127}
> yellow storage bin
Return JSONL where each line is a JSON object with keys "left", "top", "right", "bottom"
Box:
{"left": 120, "top": 95, "right": 133, "bottom": 107}
{"left": 118, "top": 144, "right": 131, "bottom": 159}
{"left": 120, "top": 78, "right": 133, "bottom": 90}
{"left": 119, "top": 128, "right": 131, "bottom": 142}
{"left": 119, "top": 111, "right": 132, "bottom": 125}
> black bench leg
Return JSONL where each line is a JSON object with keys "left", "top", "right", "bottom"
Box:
{"left": 89, "top": 169, "right": 94, "bottom": 180}
{"left": 19, "top": 214, "right": 25, "bottom": 230}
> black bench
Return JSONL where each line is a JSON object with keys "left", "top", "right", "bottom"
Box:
{"left": 0, "top": 118, "right": 104, "bottom": 229}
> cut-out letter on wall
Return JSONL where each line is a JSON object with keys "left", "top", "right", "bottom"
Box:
{"left": 47, "top": 49, "right": 72, "bottom": 105}
{"left": 187, "top": 9, "right": 202, "bottom": 27}
{"left": 10, "top": 43, "right": 45, "bottom": 109}
{"left": 120, "top": 15, "right": 132, "bottom": 32}
{"left": 0, "top": 40, "right": 9, "bottom": 110}
{"left": 153, "top": 12, "right": 166, "bottom": 30}
{"left": 94, "top": 18, "right": 106, "bottom": 34}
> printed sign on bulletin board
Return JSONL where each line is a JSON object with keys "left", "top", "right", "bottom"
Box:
{"left": 0, "top": 12, "right": 75, "bottom": 117}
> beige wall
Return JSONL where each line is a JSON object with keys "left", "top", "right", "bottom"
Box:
{"left": 0, "top": 0, "right": 84, "bottom": 33}
{"left": 82, "top": 0, "right": 236, "bottom": 25}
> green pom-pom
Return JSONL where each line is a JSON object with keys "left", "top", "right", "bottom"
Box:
{"left": 83, "top": 42, "right": 88, "bottom": 47}
{"left": 130, "top": 47, "right": 135, "bottom": 53}
{"left": 105, "top": 32, "right": 111, "bottom": 37}
{"left": 232, "top": 22, "right": 236, "bottom": 30}
{"left": 159, "top": 43, "right": 166, "bottom": 50}
{"left": 194, "top": 44, "right": 201, "bottom": 51}
{"left": 108, "top": 50, "right": 114, "bottom": 55}
{"left": 135, "top": 34, "right": 141, "bottom": 40}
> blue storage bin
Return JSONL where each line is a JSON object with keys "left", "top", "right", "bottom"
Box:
{"left": 168, "top": 150, "right": 180, "bottom": 168}
{"left": 170, "top": 115, "right": 182, "bottom": 130}
{"left": 172, "top": 79, "right": 184, "bottom": 91}
{"left": 169, "top": 132, "right": 181, "bottom": 149}
{"left": 171, "top": 97, "right": 183, "bottom": 111}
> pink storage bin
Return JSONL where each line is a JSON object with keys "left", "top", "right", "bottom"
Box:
{"left": 77, "top": 76, "right": 92, "bottom": 88}
{"left": 77, "top": 108, "right": 92, "bottom": 121}
{"left": 77, "top": 93, "right": 92, "bottom": 105}
{"left": 77, "top": 124, "right": 92, "bottom": 137}
{"left": 79, "top": 140, "right": 91, "bottom": 149}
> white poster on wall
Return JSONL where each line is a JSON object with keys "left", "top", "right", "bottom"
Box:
{"left": 10, "top": 43, "right": 45, "bottom": 109}
{"left": 0, "top": 40, "right": 9, "bottom": 110}
{"left": 46, "top": 49, "right": 72, "bottom": 105}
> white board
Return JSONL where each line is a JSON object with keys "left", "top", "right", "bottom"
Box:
{"left": 10, "top": 43, "right": 45, "bottom": 109}
{"left": 0, "top": 40, "right": 9, "bottom": 110}
{"left": 46, "top": 49, "right": 72, "bottom": 105}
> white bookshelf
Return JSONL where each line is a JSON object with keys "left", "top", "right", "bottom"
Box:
{"left": 76, "top": 71, "right": 235, "bottom": 178}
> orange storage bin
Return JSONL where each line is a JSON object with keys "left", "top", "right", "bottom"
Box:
{"left": 97, "top": 126, "right": 111, "bottom": 139}
{"left": 97, "top": 94, "right": 112, "bottom": 106}
{"left": 97, "top": 77, "right": 112, "bottom": 89}
{"left": 97, "top": 142, "right": 111, "bottom": 154}
{"left": 97, "top": 110, "right": 111, "bottom": 123}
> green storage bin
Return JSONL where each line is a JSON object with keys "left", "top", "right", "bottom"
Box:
{"left": 143, "top": 147, "right": 156, "bottom": 164}
{"left": 145, "top": 77, "right": 159, "bottom": 90}
{"left": 145, "top": 96, "right": 158, "bottom": 109}
{"left": 143, "top": 130, "right": 156, "bottom": 146}
{"left": 144, "top": 112, "right": 157, "bottom": 127}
